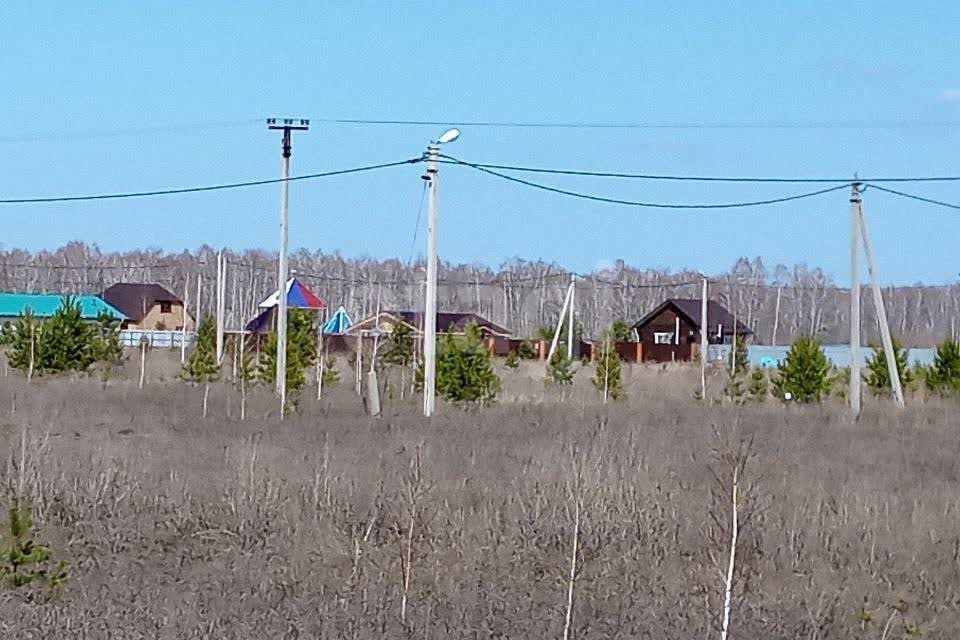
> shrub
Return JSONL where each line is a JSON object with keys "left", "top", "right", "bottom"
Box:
{"left": 321, "top": 355, "right": 341, "bottom": 387}
{"left": 609, "top": 319, "right": 633, "bottom": 343}
{"left": 925, "top": 339, "right": 960, "bottom": 396}
{"left": 865, "top": 337, "right": 915, "bottom": 395}
{"left": 36, "top": 296, "right": 96, "bottom": 374}
{"left": 182, "top": 316, "right": 220, "bottom": 384}
{"left": 747, "top": 368, "right": 769, "bottom": 402}
{"left": 728, "top": 334, "right": 749, "bottom": 378}
{"left": 504, "top": 349, "right": 520, "bottom": 369}
{"left": 773, "top": 336, "right": 831, "bottom": 403}
{"left": 382, "top": 323, "right": 414, "bottom": 368}
{"left": 2, "top": 310, "right": 40, "bottom": 375}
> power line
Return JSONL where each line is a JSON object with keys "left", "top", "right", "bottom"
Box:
{"left": 314, "top": 117, "right": 960, "bottom": 131}
{"left": 0, "top": 158, "right": 423, "bottom": 204}
{"left": 437, "top": 160, "right": 960, "bottom": 184}
{"left": 0, "top": 119, "right": 262, "bottom": 144}
{"left": 440, "top": 154, "right": 852, "bottom": 210}
{"left": 865, "top": 184, "right": 960, "bottom": 210}
{"left": 407, "top": 182, "right": 428, "bottom": 265}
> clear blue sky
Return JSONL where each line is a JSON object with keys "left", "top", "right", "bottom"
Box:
{"left": 2, "top": 2, "right": 959, "bottom": 285}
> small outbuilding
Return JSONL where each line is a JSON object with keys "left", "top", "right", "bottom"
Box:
{"left": 631, "top": 298, "right": 751, "bottom": 363}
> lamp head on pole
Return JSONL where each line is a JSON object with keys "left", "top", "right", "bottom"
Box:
{"left": 435, "top": 128, "right": 461, "bottom": 144}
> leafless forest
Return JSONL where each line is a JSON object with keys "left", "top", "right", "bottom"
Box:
{"left": 3, "top": 242, "right": 959, "bottom": 345}
{"left": 0, "top": 369, "right": 957, "bottom": 638}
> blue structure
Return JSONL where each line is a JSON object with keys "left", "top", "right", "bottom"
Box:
{"left": 322, "top": 306, "right": 352, "bottom": 334}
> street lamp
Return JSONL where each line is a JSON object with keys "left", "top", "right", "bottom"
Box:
{"left": 422, "top": 128, "right": 460, "bottom": 417}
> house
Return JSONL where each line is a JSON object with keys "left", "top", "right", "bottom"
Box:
{"left": 347, "top": 310, "right": 512, "bottom": 339}
{"left": 101, "top": 283, "right": 193, "bottom": 331}
{"left": 345, "top": 311, "right": 513, "bottom": 355}
{"left": 0, "top": 292, "right": 125, "bottom": 323}
{"left": 631, "top": 298, "right": 751, "bottom": 363}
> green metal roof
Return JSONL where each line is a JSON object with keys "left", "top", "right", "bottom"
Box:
{"left": 0, "top": 293, "right": 126, "bottom": 320}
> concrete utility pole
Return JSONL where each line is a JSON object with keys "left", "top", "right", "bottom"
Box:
{"left": 850, "top": 182, "right": 862, "bottom": 418}
{"left": 216, "top": 250, "right": 225, "bottom": 364}
{"left": 701, "top": 277, "right": 708, "bottom": 400}
{"left": 180, "top": 276, "right": 189, "bottom": 365}
{"left": 567, "top": 274, "right": 575, "bottom": 360}
{"left": 421, "top": 128, "right": 460, "bottom": 418}
{"left": 267, "top": 118, "right": 309, "bottom": 419}
{"left": 858, "top": 194, "right": 905, "bottom": 408}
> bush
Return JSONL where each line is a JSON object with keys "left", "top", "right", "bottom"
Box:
{"left": 37, "top": 296, "right": 97, "bottom": 374}
{"left": 728, "top": 334, "right": 749, "bottom": 378}
{"left": 773, "top": 336, "right": 831, "bottom": 403}
{"left": 517, "top": 340, "right": 537, "bottom": 360}
{"left": 182, "top": 316, "right": 220, "bottom": 385}
{"left": 2, "top": 310, "right": 40, "bottom": 374}
{"left": 609, "top": 319, "right": 633, "bottom": 343}
{"left": 865, "top": 337, "right": 915, "bottom": 395}
{"left": 925, "top": 339, "right": 960, "bottom": 396}
{"left": 504, "top": 349, "right": 520, "bottom": 369}
{"left": 747, "top": 368, "right": 769, "bottom": 402}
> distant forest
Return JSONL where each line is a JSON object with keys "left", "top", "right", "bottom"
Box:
{"left": 2, "top": 242, "right": 957, "bottom": 346}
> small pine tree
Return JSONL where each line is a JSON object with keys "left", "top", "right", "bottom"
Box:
{"left": 182, "top": 316, "right": 220, "bottom": 417}
{"left": 321, "top": 354, "right": 341, "bottom": 387}
{"left": 727, "top": 334, "right": 749, "bottom": 378}
{"left": 37, "top": 296, "right": 96, "bottom": 374}
{"left": 865, "top": 337, "right": 915, "bottom": 395}
{"left": 747, "top": 368, "right": 769, "bottom": 402}
{"left": 924, "top": 339, "right": 960, "bottom": 396}
{"left": 258, "top": 310, "right": 317, "bottom": 395}
{"left": 91, "top": 309, "right": 124, "bottom": 381}
{"left": 517, "top": 340, "right": 537, "bottom": 360}
{"left": 417, "top": 323, "right": 500, "bottom": 406}
{"left": 3, "top": 310, "right": 40, "bottom": 376}
{"left": 592, "top": 338, "right": 624, "bottom": 400}
{"left": 0, "top": 497, "right": 69, "bottom": 595}
{"left": 773, "top": 336, "right": 832, "bottom": 403}
{"left": 382, "top": 323, "right": 415, "bottom": 398}
{"left": 546, "top": 350, "right": 575, "bottom": 386}
{"left": 504, "top": 349, "right": 521, "bottom": 369}
{"left": 609, "top": 319, "right": 633, "bottom": 343}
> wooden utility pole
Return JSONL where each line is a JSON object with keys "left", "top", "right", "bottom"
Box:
{"left": 850, "top": 183, "right": 862, "bottom": 418}
{"left": 858, "top": 193, "right": 905, "bottom": 408}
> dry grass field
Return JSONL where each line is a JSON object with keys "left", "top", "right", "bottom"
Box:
{"left": 0, "top": 364, "right": 958, "bottom": 638}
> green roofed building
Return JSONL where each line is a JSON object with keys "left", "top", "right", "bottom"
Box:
{"left": 0, "top": 293, "right": 126, "bottom": 322}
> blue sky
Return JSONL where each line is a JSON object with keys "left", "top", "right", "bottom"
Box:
{"left": 1, "top": 2, "right": 959, "bottom": 284}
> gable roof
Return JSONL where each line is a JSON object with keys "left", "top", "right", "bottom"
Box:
{"left": 632, "top": 298, "right": 752, "bottom": 336}
{"left": 350, "top": 311, "right": 512, "bottom": 336}
{"left": 101, "top": 283, "right": 181, "bottom": 322}
{"left": 0, "top": 293, "right": 125, "bottom": 320}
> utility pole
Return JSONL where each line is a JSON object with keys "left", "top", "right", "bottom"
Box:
{"left": 567, "top": 274, "right": 575, "bottom": 360}
{"left": 180, "top": 276, "right": 189, "bottom": 365}
{"left": 858, "top": 193, "right": 905, "bottom": 408}
{"left": 421, "top": 129, "right": 460, "bottom": 418}
{"left": 216, "top": 250, "right": 225, "bottom": 364}
{"left": 850, "top": 182, "right": 862, "bottom": 418}
{"left": 267, "top": 118, "right": 309, "bottom": 419}
{"left": 422, "top": 143, "right": 440, "bottom": 417}
{"left": 701, "top": 277, "right": 708, "bottom": 400}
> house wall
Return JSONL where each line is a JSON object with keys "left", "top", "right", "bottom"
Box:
{"left": 126, "top": 302, "right": 194, "bottom": 331}
{"left": 637, "top": 309, "right": 698, "bottom": 363}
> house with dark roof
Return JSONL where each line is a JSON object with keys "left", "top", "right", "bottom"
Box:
{"left": 101, "top": 283, "right": 194, "bottom": 331}
{"left": 631, "top": 298, "right": 751, "bottom": 363}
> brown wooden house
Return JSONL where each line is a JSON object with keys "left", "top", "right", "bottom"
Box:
{"left": 346, "top": 310, "right": 513, "bottom": 355}
{"left": 631, "top": 299, "right": 751, "bottom": 363}
{"left": 101, "top": 283, "right": 194, "bottom": 331}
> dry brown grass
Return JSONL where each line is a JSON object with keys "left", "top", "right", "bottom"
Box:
{"left": 0, "top": 369, "right": 958, "bottom": 638}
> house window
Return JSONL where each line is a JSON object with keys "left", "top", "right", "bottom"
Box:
{"left": 160, "top": 302, "right": 172, "bottom": 313}
{"left": 653, "top": 332, "right": 675, "bottom": 345}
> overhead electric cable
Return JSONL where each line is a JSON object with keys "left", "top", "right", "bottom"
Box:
{"left": 864, "top": 184, "right": 960, "bottom": 210}
{"left": 314, "top": 117, "right": 960, "bottom": 130}
{"left": 439, "top": 155, "right": 851, "bottom": 209}
{"left": 0, "top": 158, "right": 423, "bottom": 204}
{"left": 437, "top": 160, "right": 960, "bottom": 184}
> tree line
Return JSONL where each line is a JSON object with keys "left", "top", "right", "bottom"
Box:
{"left": 2, "top": 243, "right": 958, "bottom": 346}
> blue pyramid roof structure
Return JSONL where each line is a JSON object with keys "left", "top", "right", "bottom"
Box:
{"left": 322, "top": 306, "right": 352, "bottom": 334}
